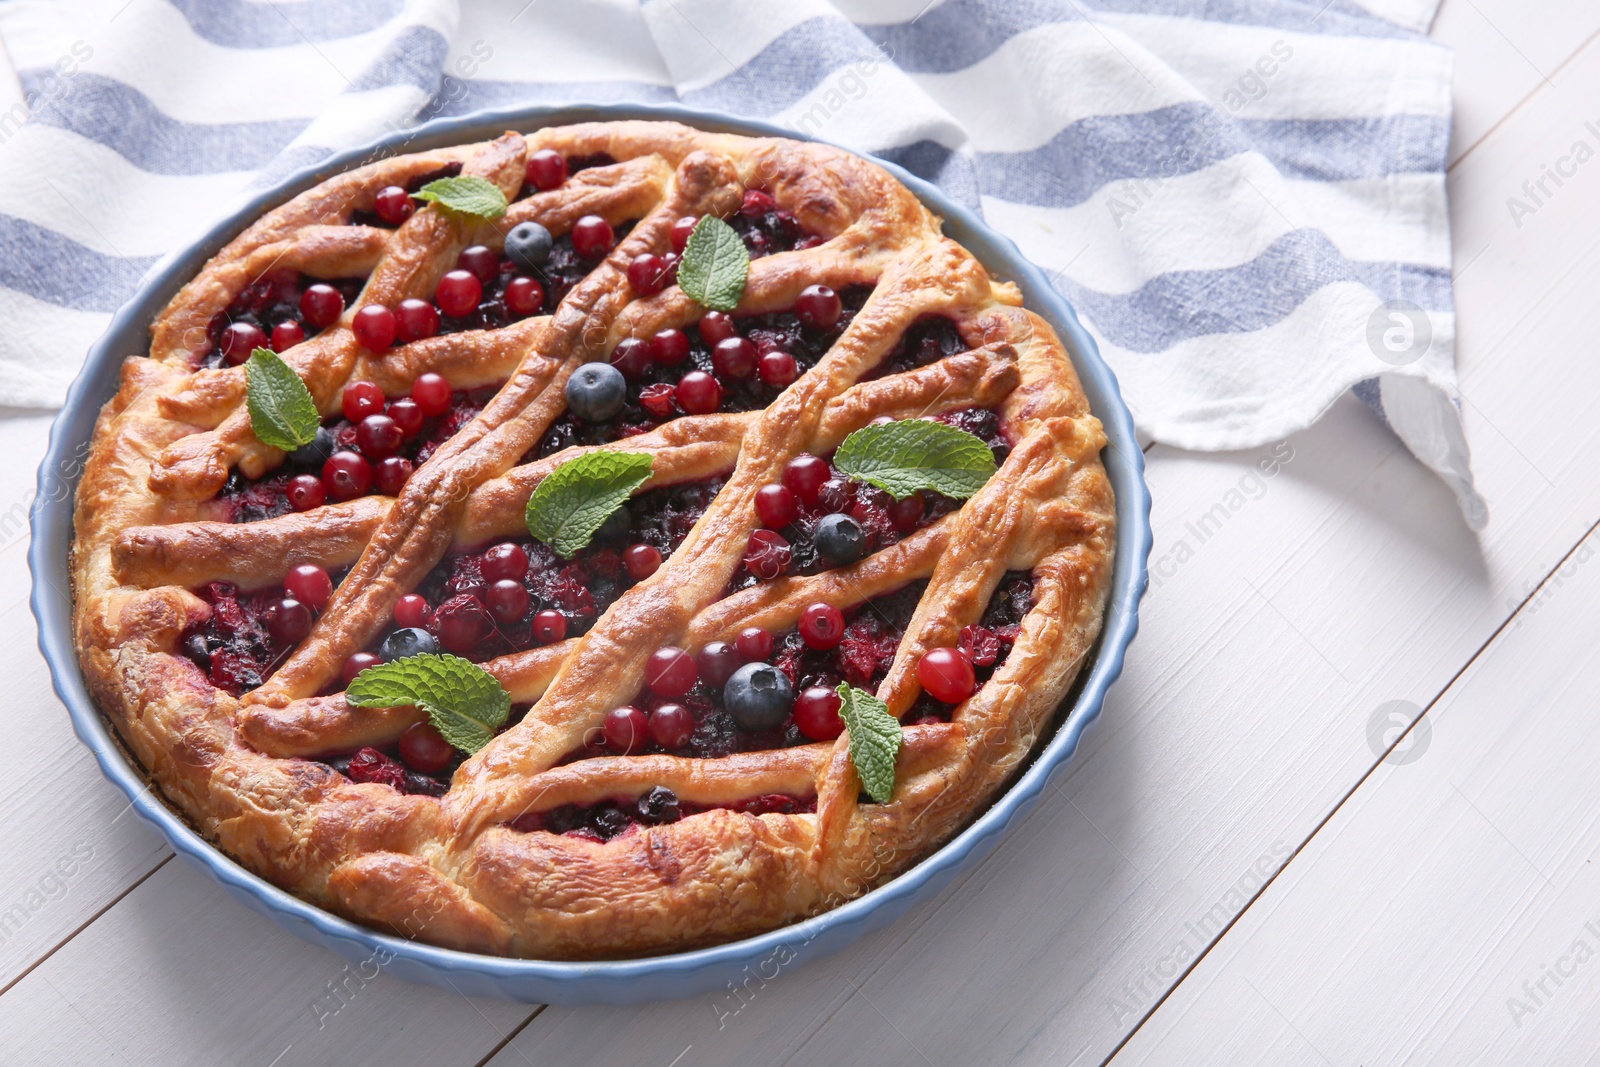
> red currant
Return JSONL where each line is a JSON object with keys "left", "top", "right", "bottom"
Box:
{"left": 486, "top": 579, "right": 530, "bottom": 623}
{"left": 799, "top": 602, "right": 845, "bottom": 650}
{"left": 744, "top": 529, "right": 791, "bottom": 580}
{"left": 219, "top": 321, "right": 266, "bottom": 365}
{"left": 660, "top": 252, "right": 680, "bottom": 286}
{"left": 284, "top": 564, "right": 332, "bottom": 612}
{"left": 676, "top": 371, "right": 722, "bottom": 415}
{"left": 270, "top": 319, "right": 305, "bottom": 352}
{"left": 265, "top": 597, "right": 313, "bottom": 644}
{"left": 758, "top": 350, "right": 798, "bottom": 387}
{"left": 648, "top": 703, "right": 694, "bottom": 749}
{"left": 475, "top": 543, "right": 525, "bottom": 583}
{"left": 504, "top": 275, "right": 544, "bottom": 317}
{"left": 341, "top": 381, "right": 385, "bottom": 422}
{"left": 434, "top": 595, "right": 490, "bottom": 652}
{"left": 695, "top": 641, "right": 741, "bottom": 689}
{"left": 645, "top": 646, "right": 697, "bottom": 698}
{"left": 374, "top": 456, "right": 413, "bottom": 495}
{"left": 638, "top": 383, "right": 676, "bottom": 419}
{"left": 713, "top": 337, "right": 757, "bottom": 380}
{"left": 394, "top": 594, "right": 430, "bottom": 629}
{"left": 352, "top": 304, "right": 396, "bottom": 351}
{"left": 624, "top": 543, "right": 662, "bottom": 581}
{"left": 299, "top": 284, "right": 344, "bottom": 331}
{"left": 782, "top": 454, "right": 830, "bottom": 505}
{"left": 532, "top": 609, "right": 567, "bottom": 645}
{"left": 322, "top": 451, "right": 372, "bottom": 501}
{"left": 399, "top": 720, "right": 453, "bottom": 773}
{"left": 603, "top": 705, "right": 648, "bottom": 754}
{"left": 356, "top": 414, "right": 403, "bottom": 458}
{"left": 410, "top": 372, "right": 451, "bottom": 416}
{"left": 387, "top": 397, "right": 424, "bottom": 435}
{"left": 287, "top": 474, "right": 326, "bottom": 512}
{"left": 457, "top": 245, "right": 498, "bottom": 284}
{"left": 341, "top": 652, "right": 380, "bottom": 684}
{"left": 525, "top": 148, "right": 567, "bottom": 190}
{"left": 435, "top": 270, "right": 482, "bottom": 318}
{"left": 888, "top": 491, "right": 925, "bottom": 532}
{"left": 670, "top": 215, "right": 698, "bottom": 253}
{"left": 608, "top": 337, "right": 651, "bottom": 380}
{"left": 917, "top": 646, "right": 976, "bottom": 704}
{"left": 795, "top": 284, "right": 842, "bottom": 329}
{"left": 755, "top": 484, "right": 798, "bottom": 528}
{"left": 571, "top": 215, "right": 614, "bottom": 259}
{"left": 741, "top": 189, "right": 776, "bottom": 216}
{"left": 374, "top": 185, "right": 414, "bottom": 226}
{"left": 736, "top": 626, "right": 773, "bottom": 662}
{"left": 627, "top": 253, "right": 669, "bottom": 296}
{"left": 395, "top": 298, "right": 439, "bottom": 343}
{"left": 650, "top": 328, "right": 690, "bottom": 366}
{"left": 794, "top": 686, "right": 845, "bottom": 741}
{"left": 699, "top": 310, "right": 736, "bottom": 345}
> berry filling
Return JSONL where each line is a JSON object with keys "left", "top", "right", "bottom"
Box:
{"left": 213, "top": 385, "right": 496, "bottom": 522}
{"left": 530, "top": 286, "right": 871, "bottom": 457}
{"left": 507, "top": 787, "right": 815, "bottom": 841}
{"left": 729, "top": 407, "right": 1009, "bottom": 591}
{"left": 348, "top": 162, "right": 464, "bottom": 229}
{"left": 200, "top": 271, "right": 364, "bottom": 370}
{"left": 360, "top": 477, "right": 722, "bottom": 663}
{"left": 177, "top": 573, "right": 344, "bottom": 696}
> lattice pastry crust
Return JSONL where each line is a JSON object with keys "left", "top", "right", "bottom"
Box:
{"left": 70, "top": 121, "right": 1114, "bottom": 959}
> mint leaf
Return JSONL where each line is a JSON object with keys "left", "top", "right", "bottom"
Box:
{"left": 836, "top": 684, "right": 903, "bottom": 804}
{"left": 524, "top": 451, "right": 653, "bottom": 559}
{"left": 834, "top": 419, "right": 997, "bottom": 501}
{"left": 413, "top": 175, "right": 507, "bottom": 219}
{"left": 345, "top": 653, "right": 510, "bottom": 755}
{"left": 677, "top": 215, "right": 749, "bottom": 312}
{"left": 244, "top": 348, "right": 320, "bottom": 451}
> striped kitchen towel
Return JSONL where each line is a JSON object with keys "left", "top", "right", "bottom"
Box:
{"left": 0, "top": 0, "right": 1485, "bottom": 527}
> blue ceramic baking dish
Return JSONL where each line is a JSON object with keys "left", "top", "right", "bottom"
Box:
{"left": 29, "top": 102, "right": 1150, "bottom": 1004}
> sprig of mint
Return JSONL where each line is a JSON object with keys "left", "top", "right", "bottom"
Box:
{"left": 345, "top": 653, "right": 510, "bottom": 755}
{"left": 524, "top": 451, "right": 653, "bottom": 559}
{"left": 244, "top": 348, "right": 320, "bottom": 451}
{"left": 835, "top": 684, "right": 903, "bottom": 804}
{"left": 676, "top": 215, "right": 749, "bottom": 312}
{"left": 833, "top": 419, "right": 997, "bottom": 501}
{"left": 413, "top": 175, "right": 507, "bottom": 219}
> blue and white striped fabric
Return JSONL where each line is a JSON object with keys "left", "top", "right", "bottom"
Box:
{"left": 0, "top": 0, "right": 1485, "bottom": 526}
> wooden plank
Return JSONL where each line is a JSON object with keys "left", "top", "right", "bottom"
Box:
{"left": 0, "top": 858, "right": 532, "bottom": 1066}
{"left": 1433, "top": 0, "right": 1600, "bottom": 165}
{"left": 1109, "top": 523, "right": 1600, "bottom": 1065}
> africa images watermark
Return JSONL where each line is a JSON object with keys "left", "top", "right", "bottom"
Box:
{"left": 1366, "top": 699, "right": 1430, "bottom": 766}
{"left": 1148, "top": 440, "right": 1296, "bottom": 589}
{"left": 1504, "top": 118, "right": 1600, "bottom": 230}
{"left": 1504, "top": 916, "right": 1600, "bottom": 1029}
{"left": 0, "top": 841, "right": 96, "bottom": 947}
{"left": 0, "top": 40, "right": 94, "bottom": 145}
{"left": 1106, "top": 839, "right": 1294, "bottom": 1024}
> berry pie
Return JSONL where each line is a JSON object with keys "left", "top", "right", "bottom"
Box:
{"left": 70, "top": 122, "right": 1115, "bottom": 958}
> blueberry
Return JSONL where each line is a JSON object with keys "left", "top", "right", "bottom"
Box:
{"left": 289, "top": 425, "right": 335, "bottom": 469}
{"left": 504, "top": 222, "right": 553, "bottom": 271}
{"left": 724, "top": 662, "right": 793, "bottom": 732}
{"left": 814, "top": 513, "right": 866, "bottom": 565}
{"left": 638, "top": 786, "right": 681, "bottom": 823}
{"left": 380, "top": 626, "right": 438, "bottom": 662}
{"left": 180, "top": 632, "right": 212, "bottom": 669}
{"left": 565, "top": 362, "right": 626, "bottom": 422}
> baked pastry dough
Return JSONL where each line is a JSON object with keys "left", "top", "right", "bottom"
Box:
{"left": 70, "top": 121, "right": 1114, "bottom": 959}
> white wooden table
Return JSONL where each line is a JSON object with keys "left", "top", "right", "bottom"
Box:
{"left": 4, "top": 2, "right": 1599, "bottom": 1062}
